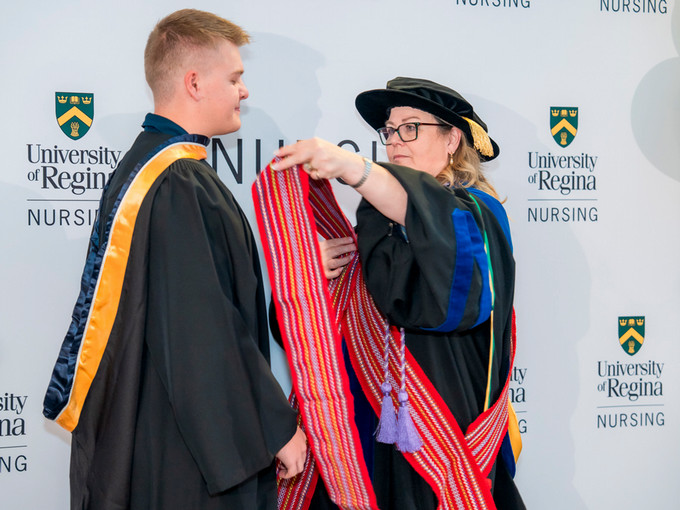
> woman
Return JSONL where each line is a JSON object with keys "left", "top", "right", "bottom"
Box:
{"left": 272, "top": 77, "right": 524, "bottom": 510}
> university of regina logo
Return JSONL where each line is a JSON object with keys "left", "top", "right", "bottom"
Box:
{"left": 619, "top": 316, "right": 645, "bottom": 356}
{"left": 550, "top": 106, "right": 578, "bottom": 147}
{"left": 55, "top": 92, "right": 94, "bottom": 140}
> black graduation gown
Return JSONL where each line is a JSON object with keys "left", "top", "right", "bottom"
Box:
{"left": 310, "top": 163, "right": 524, "bottom": 510}
{"left": 47, "top": 129, "right": 297, "bottom": 510}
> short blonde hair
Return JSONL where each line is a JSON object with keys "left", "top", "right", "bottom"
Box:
{"left": 144, "top": 9, "right": 250, "bottom": 101}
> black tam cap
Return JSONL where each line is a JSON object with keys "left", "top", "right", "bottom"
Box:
{"left": 355, "top": 77, "right": 499, "bottom": 161}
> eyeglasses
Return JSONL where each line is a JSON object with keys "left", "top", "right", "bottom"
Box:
{"left": 377, "top": 122, "right": 450, "bottom": 145}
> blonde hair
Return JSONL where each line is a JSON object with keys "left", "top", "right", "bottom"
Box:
{"left": 436, "top": 123, "right": 499, "bottom": 199}
{"left": 144, "top": 9, "right": 250, "bottom": 102}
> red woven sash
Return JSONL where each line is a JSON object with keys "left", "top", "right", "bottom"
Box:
{"left": 253, "top": 165, "right": 378, "bottom": 510}
{"left": 253, "top": 165, "right": 515, "bottom": 510}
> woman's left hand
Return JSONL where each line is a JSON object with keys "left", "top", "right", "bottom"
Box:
{"left": 319, "top": 237, "right": 356, "bottom": 279}
{"left": 271, "top": 137, "right": 365, "bottom": 186}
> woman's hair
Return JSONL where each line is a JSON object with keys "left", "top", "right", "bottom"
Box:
{"left": 144, "top": 9, "right": 250, "bottom": 102}
{"left": 435, "top": 120, "right": 499, "bottom": 199}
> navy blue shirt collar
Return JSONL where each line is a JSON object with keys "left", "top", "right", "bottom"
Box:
{"left": 142, "top": 113, "right": 188, "bottom": 136}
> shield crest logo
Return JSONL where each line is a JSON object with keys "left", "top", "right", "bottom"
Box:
{"left": 618, "top": 316, "right": 645, "bottom": 356}
{"left": 55, "top": 92, "right": 94, "bottom": 140}
{"left": 550, "top": 107, "right": 578, "bottom": 147}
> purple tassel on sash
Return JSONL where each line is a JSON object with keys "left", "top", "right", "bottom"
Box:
{"left": 396, "top": 327, "right": 423, "bottom": 453}
{"left": 375, "top": 382, "right": 397, "bottom": 444}
{"left": 375, "top": 326, "right": 422, "bottom": 451}
{"left": 375, "top": 327, "right": 397, "bottom": 444}
{"left": 396, "top": 389, "right": 422, "bottom": 452}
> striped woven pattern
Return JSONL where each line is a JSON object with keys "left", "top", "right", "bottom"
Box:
{"left": 254, "top": 164, "right": 516, "bottom": 510}
{"left": 253, "top": 165, "right": 378, "bottom": 510}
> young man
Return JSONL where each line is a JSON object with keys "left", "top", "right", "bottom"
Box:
{"left": 43, "top": 9, "right": 305, "bottom": 510}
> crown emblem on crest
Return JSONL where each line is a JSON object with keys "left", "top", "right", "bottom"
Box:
{"left": 55, "top": 91, "right": 94, "bottom": 140}
{"left": 550, "top": 106, "right": 578, "bottom": 148}
{"left": 618, "top": 316, "right": 645, "bottom": 356}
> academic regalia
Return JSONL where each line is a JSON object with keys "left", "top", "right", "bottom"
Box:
{"left": 308, "top": 163, "right": 525, "bottom": 510}
{"left": 43, "top": 114, "right": 297, "bottom": 510}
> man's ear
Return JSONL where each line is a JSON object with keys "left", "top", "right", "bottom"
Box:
{"left": 184, "top": 70, "right": 201, "bottom": 101}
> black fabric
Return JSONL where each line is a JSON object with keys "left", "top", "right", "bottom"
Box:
{"left": 68, "top": 128, "right": 297, "bottom": 510}
{"left": 354, "top": 77, "right": 499, "bottom": 161}
{"left": 309, "top": 163, "right": 524, "bottom": 510}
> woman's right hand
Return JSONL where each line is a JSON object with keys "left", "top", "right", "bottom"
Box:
{"left": 271, "top": 137, "right": 408, "bottom": 225}
{"left": 319, "top": 237, "right": 356, "bottom": 279}
{"left": 271, "top": 138, "right": 366, "bottom": 186}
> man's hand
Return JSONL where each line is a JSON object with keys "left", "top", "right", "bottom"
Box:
{"left": 276, "top": 427, "right": 307, "bottom": 479}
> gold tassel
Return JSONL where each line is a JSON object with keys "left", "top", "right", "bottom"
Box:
{"left": 464, "top": 117, "right": 494, "bottom": 158}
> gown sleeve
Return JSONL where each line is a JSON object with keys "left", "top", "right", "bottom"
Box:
{"left": 356, "top": 163, "right": 510, "bottom": 334}
{"left": 144, "top": 159, "right": 297, "bottom": 495}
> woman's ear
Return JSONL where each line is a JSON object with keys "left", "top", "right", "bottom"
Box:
{"left": 447, "top": 126, "right": 462, "bottom": 155}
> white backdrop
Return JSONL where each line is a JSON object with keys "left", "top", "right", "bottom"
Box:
{"left": 1, "top": 1, "right": 679, "bottom": 509}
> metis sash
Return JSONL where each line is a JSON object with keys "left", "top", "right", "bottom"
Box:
{"left": 254, "top": 164, "right": 378, "bottom": 510}
{"left": 253, "top": 165, "right": 516, "bottom": 510}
